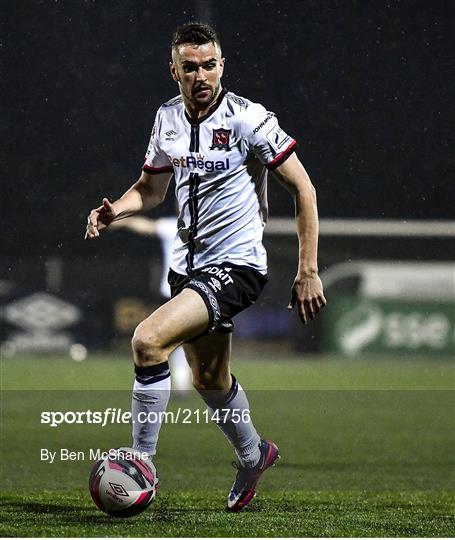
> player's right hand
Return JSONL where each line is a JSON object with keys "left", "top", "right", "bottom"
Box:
{"left": 288, "top": 273, "right": 327, "bottom": 325}
{"left": 85, "top": 198, "right": 116, "bottom": 239}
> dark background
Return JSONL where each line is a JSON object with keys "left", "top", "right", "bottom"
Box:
{"left": 1, "top": 0, "right": 453, "bottom": 257}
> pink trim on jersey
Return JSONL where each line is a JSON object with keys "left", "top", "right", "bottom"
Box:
{"left": 142, "top": 164, "right": 173, "bottom": 174}
{"left": 266, "top": 139, "right": 297, "bottom": 169}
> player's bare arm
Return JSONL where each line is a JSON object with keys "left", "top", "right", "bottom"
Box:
{"left": 85, "top": 170, "right": 172, "bottom": 239}
{"left": 272, "top": 153, "right": 327, "bottom": 324}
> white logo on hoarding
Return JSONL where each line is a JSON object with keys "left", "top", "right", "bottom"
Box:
{"left": 5, "top": 292, "right": 80, "bottom": 331}
{"left": 2, "top": 292, "right": 81, "bottom": 356}
{"left": 336, "top": 302, "right": 383, "bottom": 355}
{"left": 335, "top": 302, "right": 452, "bottom": 354}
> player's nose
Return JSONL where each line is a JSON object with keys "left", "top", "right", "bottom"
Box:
{"left": 195, "top": 66, "right": 206, "bottom": 81}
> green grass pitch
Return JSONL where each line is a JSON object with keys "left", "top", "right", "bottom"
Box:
{"left": 1, "top": 353, "right": 454, "bottom": 537}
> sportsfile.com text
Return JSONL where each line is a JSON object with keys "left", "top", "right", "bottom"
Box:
{"left": 40, "top": 408, "right": 251, "bottom": 427}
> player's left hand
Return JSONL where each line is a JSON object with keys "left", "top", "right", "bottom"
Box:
{"left": 85, "top": 198, "right": 116, "bottom": 240}
{"left": 288, "top": 273, "right": 327, "bottom": 324}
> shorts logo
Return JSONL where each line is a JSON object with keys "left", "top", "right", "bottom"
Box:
{"left": 210, "top": 128, "right": 231, "bottom": 150}
{"left": 208, "top": 277, "right": 221, "bottom": 292}
{"left": 202, "top": 266, "right": 234, "bottom": 286}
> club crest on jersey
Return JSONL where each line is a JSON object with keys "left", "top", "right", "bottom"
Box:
{"left": 210, "top": 128, "right": 231, "bottom": 150}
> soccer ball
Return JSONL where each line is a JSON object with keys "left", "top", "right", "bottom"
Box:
{"left": 89, "top": 447, "right": 158, "bottom": 517}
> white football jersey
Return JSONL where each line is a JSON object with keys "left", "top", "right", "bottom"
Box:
{"left": 143, "top": 89, "right": 296, "bottom": 276}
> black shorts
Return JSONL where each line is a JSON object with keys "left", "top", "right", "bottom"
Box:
{"left": 168, "top": 263, "right": 268, "bottom": 334}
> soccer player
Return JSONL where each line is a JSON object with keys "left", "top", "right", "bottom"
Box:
{"left": 85, "top": 22, "right": 326, "bottom": 512}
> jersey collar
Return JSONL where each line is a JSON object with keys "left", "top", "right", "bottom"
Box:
{"left": 184, "top": 87, "right": 228, "bottom": 125}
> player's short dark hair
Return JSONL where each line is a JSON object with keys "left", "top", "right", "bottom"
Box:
{"left": 172, "top": 22, "right": 221, "bottom": 51}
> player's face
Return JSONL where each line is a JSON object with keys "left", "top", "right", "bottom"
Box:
{"left": 170, "top": 42, "right": 225, "bottom": 110}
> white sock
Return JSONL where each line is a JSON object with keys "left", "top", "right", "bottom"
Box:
{"left": 131, "top": 362, "right": 171, "bottom": 456}
{"left": 202, "top": 375, "right": 262, "bottom": 468}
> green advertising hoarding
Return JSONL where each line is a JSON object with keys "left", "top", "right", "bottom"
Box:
{"left": 325, "top": 296, "right": 455, "bottom": 357}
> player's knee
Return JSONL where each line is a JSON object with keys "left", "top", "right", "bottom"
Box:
{"left": 131, "top": 326, "right": 167, "bottom": 366}
{"left": 192, "top": 370, "right": 226, "bottom": 392}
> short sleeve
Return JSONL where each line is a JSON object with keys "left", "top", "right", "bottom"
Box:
{"left": 243, "top": 104, "right": 297, "bottom": 169}
{"left": 142, "top": 109, "right": 173, "bottom": 174}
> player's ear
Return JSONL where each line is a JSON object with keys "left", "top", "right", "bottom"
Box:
{"left": 219, "top": 57, "right": 225, "bottom": 77}
{"left": 169, "top": 62, "right": 180, "bottom": 82}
